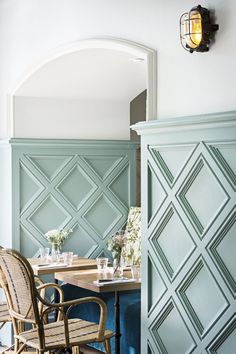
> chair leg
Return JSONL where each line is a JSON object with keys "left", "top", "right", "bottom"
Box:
{"left": 15, "top": 343, "right": 26, "bottom": 354}
{"left": 103, "top": 339, "right": 111, "bottom": 354}
{"left": 14, "top": 338, "right": 19, "bottom": 353}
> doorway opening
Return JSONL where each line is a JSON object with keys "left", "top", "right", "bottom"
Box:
{"left": 8, "top": 38, "right": 157, "bottom": 138}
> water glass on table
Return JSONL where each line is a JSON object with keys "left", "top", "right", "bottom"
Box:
{"left": 96, "top": 257, "right": 108, "bottom": 272}
{"left": 62, "top": 251, "right": 74, "bottom": 266}
{"left": 39, "top": 247, "right": 50, "bottom": 263}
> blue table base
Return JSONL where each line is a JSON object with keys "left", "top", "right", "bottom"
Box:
{"left": 61, "top": 284, "right": 141, "bottom": 354}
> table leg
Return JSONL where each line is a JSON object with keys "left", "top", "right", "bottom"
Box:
{"left": 114, "top": 291, "right": 121, "bottom": 354}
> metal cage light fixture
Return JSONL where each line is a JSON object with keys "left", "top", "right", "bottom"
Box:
{"left": 180, "top": 5, "right": 219, "bottom": 53}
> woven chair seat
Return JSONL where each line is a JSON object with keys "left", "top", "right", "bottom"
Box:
{"left": 17, "top": 318, "right": 113, "bottom": 350}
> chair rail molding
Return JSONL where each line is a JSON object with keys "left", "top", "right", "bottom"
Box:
{"left": 132, "top": 111, "right": 236, "bottom": 354}
{"left": 7, "top": 37, "right": 157, "bottom": 138}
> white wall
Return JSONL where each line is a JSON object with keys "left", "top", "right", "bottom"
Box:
{"left": 14, "top": 96, "right": 130, "bottom": 139}
{"left": 0, "top": 0, "right": 236, "bottom": 138}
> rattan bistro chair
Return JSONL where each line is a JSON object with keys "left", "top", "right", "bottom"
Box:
{"left": 0, "top": 275, "right": 64, "bottom": 352}
{"left": 0, "top": 276, "right": 47, "bottom": 331}
{"left": 0, "top": 248, "right": 113, "bottom": 354}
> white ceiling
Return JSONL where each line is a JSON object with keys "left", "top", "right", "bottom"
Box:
{"left": 15, "top": 48, "right": 147, "bottom": 102}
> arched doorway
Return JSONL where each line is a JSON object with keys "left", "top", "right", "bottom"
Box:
{"left": 8, "top": 38, "right": 157, "bottom": 137}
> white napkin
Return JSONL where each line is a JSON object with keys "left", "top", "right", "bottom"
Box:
{"left": 93, "top": 278, "right": 136, "bottom": 286}
{"left": 33, "top": 263, "right": 68, "bottom": 270}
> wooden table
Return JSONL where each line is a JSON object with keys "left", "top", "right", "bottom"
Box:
{"left": 29, "top": 257, "right": 97, "bottom": 276}
{"left": 55, "top": 268, "right": 141, "bottom": 354}
{"left": 30, "top": 257, "right": 98, "bottom": 323}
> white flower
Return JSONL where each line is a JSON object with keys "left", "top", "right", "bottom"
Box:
{"left": 45, "top": 228, "right": 73, "bottom": 246}
{"left": 107, "top": 231, "right": 127, "bottom": 260}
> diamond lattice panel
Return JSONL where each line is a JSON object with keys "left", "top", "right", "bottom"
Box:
{"left": 27, "top": 155, "right": 73, "bottom": 181}
{"left": 148, "top": 255, "right": 167, "bottom": 313}
{"left": 57, "top": 164, "right": 97, "bottom": 210}
{"left": 209, "top": 209, "right": 236, "bottom": 297}
{"left": 109, "top": 164, "right": 130, "bottom": 207}
{"left": 84, "top": 195, "right": 122, "bottom": 239}
{"left": 20, "top": 162, "right": 44, "bottom": 213}
{"left": 63, "top": 222, "right": 98, "bottom": 257}
{"left": 151, "top": 300, "right": 196, "bottom": 354}
{"left": 20, "top": 226, "right": 41, "bottom": 258}
{"left": 149, "top": 144, "right": 196, "bottom": 186}
{"left": 178, "top": 258, "right": 229, "bottom": 338}
{"left": 209, "top": 143, "right": 236, "bottom": 190}
{"left": 207, "top": 315, "right": 236, "bottom": 353}
{"left": 83, "top": 155, "right": 123, "bottom": 180}
{"left": 147, "top": 343, "right": 155, "bottom": 354}
{"left": 150, "top": 205, "right": 195, "bottom": 280}
{"left": 178, "top": 156, "right": 229, "bottom": 238}
{"left": 14, "top": 141, "right": 137, "bottom": 262}
{"left": 147, "top": 164, "right": 167, "bottom": 224}
{"left": 29, "top": 194, "right": 71, "bottom": 235}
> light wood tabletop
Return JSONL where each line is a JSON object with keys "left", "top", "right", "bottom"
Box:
{"left": 55, "top": 268, "right": 141, "bottom": 293}
{"left": 55, "top": 268, "right": 141, "bottom": 354}
{"left": 29, "top": 257, "right": 97, "bottom": 276}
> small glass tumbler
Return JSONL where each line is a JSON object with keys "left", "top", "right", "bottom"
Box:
{"left": 96, "top": 257, "right": 108, "bottom": 272}
{"left": 39, "top": 247, "right": 50, "bottom": 263}
{"left": 62, "top": 252, "right": 74, "bottom": 266}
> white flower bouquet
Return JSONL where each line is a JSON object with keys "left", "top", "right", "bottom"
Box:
{"left": 107, "top": 230, "right": 128, "bottom": 261}
{"left": 107, "top": 230, "right": 128, "bottom": 275}
{"left": 45, "top": 228, "right": 73, "bottom": 248}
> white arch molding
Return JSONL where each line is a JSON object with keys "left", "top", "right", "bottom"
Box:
{"left": 8, "top": 38, "right": 157, "bottom": 137}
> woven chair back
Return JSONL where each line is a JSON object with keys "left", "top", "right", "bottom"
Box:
{"left": 0, "top": 248, "right": 40, "bottom": 323}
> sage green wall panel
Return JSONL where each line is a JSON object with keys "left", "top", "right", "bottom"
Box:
{"left": 208, "top": 208, "right": 236, "bottom": 298}
{"left": 20, "top": 225, "right": 43, "bottom": 258}
{"left": 147, "top": 164, "right": 167, "bottom": 223}
{"left": 178, "top": 258, "right": 229, "bottom": 338}
{"left": 20, "top": 162, "right": 45, "bottom": 213}
{"left": 150, "top": 204, "right": 196, "bottom": 280}
{"left": 149, "top": 144, "right": 196, "bottom": 187}
{"left": 209, "top": 143, "right": 236, "bottom": 191}
{"left": 11, "top": 139, "right": 138, "bottom": 258}
{"left": 133, "top": 112, "right": 236, "bottom": 354}
{"left": 83, "top": 155, "right": 123, "bottom": 180}
{"left": 207, "top": 315, "right": 236, "bottom": 353}
{"left": 57, "top": 163, "right": 98, "bottom": 211}
{"left": 148, "top": 254, "right": 167, "bottom": 313}
{"left": 28, "top": 155, "right": 73, "bottom": 182}
{"left": 109, "top": 163, "right": 130, "bottom": 207}
{"left": 151, "top": 300, "right": 196, "bottom": 354}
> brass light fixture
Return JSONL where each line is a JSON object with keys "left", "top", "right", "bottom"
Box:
{"left": 180, "top": 5, "right": 219, "bottom": 53}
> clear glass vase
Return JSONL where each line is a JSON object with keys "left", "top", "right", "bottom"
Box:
{"left": 113, "top": 257, "right": 124, "bottom": 278}
{"left": 51, "top": 243, "right": 60, "bottom": 263}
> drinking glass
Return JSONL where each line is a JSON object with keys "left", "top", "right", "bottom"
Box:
{"left": 62, "top": 252, "right": 74, "bottom": 266}
{"left": 96, "top": 257, "right": 108, "bottom": 272}
{"left": 39, "top": 247, "right": 50, "bottom": 263}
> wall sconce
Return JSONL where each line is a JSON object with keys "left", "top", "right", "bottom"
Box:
{"left": 180, "top": 5, "right": 219, "bottom": 53}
